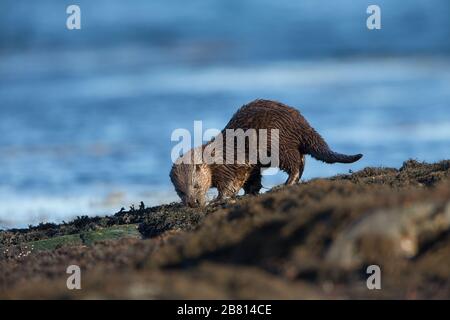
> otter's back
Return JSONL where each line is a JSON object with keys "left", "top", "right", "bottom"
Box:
{"left": 224, "top": 99, "right": 307, "bottom": 134}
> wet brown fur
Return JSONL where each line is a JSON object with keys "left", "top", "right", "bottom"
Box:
{"left": 170, "top": 99, "right": 363, "bottom": 207}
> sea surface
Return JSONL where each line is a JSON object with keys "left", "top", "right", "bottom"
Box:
{"left": 1, "top": 0, "right": 449, "bottom": 228}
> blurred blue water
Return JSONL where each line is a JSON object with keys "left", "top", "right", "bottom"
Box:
{"left": 0, "top": 0, "right": 449, "bottom": 228}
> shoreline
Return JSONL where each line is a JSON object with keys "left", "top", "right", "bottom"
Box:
{"left": 1, "top": 159, "right": 450, "bottom": 299}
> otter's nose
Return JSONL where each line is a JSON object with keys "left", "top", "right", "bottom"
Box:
{"left": 186, "top": 198, "right": 201, "bottom": 208}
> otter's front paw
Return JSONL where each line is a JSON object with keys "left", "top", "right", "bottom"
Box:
{"left": 210, "top": 195, "right": 238, "bottom": 208}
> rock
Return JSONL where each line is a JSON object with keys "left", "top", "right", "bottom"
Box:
{"left": 326, "top": 202, "right": 450, "bottom": 269}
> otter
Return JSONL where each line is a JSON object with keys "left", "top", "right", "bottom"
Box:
{"left": 170, "top": 99, "right": 363, "bottom": 207}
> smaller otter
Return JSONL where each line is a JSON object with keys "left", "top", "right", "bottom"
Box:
{"left": 170, "top": 99, "right": 363, "bottom": 207}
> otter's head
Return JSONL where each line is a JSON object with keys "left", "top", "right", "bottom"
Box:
{"left": 170, "top": 148, "right": 212, "bottom": 208}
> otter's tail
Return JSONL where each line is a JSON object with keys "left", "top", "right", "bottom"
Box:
{"left": 302, "top": 127, "right": 363, "bottom": 164}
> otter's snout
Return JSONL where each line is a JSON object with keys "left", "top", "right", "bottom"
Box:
{"left": 187, "top": 198, "right": 200, "bottom": 208}
{"left": 185, "top": 196, "right": 205, "bottom": 208}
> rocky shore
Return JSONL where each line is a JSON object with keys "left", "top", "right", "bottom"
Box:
{"left": 1, "top": 159, "right": 450, "bottom": 299}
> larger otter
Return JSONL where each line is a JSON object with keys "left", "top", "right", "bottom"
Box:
{"left": 170, "top": 99, "right": 362, "bottom": 207}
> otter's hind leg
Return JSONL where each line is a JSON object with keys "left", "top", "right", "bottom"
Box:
{"left": 284, "top": 153, "right": 305, "bottom": 186}
{"left": 243, "top": 168, "right": 262, "bottom": 195}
